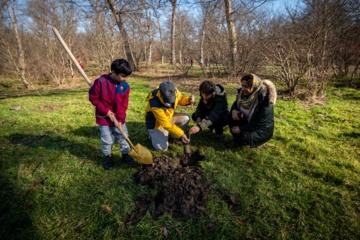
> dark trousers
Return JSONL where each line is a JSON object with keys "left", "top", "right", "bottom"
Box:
{"left": 228, "top": 117, "right": 250, "bottom": 145}
{"left": 192, "top": 113, "right": 228, "bottom": 135}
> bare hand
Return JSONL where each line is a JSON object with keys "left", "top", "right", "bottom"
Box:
{"left": 196, "top": 117, "right": 202, "bottom": 124}
{"left": 106, "top": 110, "right": 114, "bottom": 118}
{"left": 189, "top": 126, "right": 200, "bottom": 135}
{"left": 181, "top": 134, "right": 190, "bottom": 143}
{"left": 189, "top": 95, "right": 195, "bottom": 103}
{"left": 231, "top": 110, "right": 242, "bottom": 121}
{"left": 231, "top": 126, "right": 240, "bottom": 134}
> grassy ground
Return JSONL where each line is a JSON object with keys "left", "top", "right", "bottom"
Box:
{"left": 0, "top": 71, "right": 359, "bottom": 239}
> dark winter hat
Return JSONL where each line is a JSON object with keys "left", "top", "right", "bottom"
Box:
{"left": 159, "top": 81, "right": 176, "bottom": 106}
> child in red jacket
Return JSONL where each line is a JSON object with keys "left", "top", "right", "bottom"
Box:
{"left": 89, "top": 59, "right": 135, "bottom": 170}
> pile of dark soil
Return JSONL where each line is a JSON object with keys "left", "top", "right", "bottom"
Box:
{"left": 126, "top": 151, "right": 213, "bottom": 225}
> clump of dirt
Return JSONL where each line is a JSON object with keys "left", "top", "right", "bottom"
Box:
{"left": 126, "top": 151, "right": 213, "bottom": 225}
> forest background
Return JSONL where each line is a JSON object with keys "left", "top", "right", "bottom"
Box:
{"left": 0, "top": 0, "right": 359, "bottom": 97}
{"left": 0, "top": 0, "right": 359, "bottom": 239}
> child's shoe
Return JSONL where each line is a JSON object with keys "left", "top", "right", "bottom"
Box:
{"left": 122, "top": 154, "right": 136, "bottom": 165}
{"left": 215, "top": 134, "right": 225, "bottom": 142}
{"left": 103, "top": 155, "right": 114, "bottom": 170}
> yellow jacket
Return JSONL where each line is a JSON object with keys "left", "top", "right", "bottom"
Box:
{"left": 145, "top": 87, "right": 192, "bottom": 138}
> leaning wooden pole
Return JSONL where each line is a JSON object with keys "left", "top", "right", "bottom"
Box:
{"left": 52, "top": 27, "right": 92, "bottom": 87}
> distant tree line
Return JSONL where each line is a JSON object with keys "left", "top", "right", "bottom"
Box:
{"left": 0, "top": 0, "right": 359, "bottom": 98}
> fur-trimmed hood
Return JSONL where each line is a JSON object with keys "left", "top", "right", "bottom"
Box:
{"left": 262, "top": 79, "right": 277, "bottom": 105}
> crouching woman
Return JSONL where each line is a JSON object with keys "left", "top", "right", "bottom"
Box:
{"left": 228, "top": 73, "right": 277, "bottom": 148}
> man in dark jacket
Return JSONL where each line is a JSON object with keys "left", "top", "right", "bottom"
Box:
{"left": 228, "top": 73, "right": 277, "bottom": 148}
{"left": 189, "top": 80, "right": 229, "bottom": 141}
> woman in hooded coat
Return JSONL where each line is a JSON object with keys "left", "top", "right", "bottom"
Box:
{"left": 228, "top": 73, "right": 277, "bottom": 148}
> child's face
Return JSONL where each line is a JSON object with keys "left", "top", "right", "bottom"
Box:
{"left": 111, "top": 71, "right": 127, "bottom": 83}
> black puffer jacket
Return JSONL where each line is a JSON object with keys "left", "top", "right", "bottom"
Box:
{"left": 193, "top": 84, "right": 229, "bottom": 131}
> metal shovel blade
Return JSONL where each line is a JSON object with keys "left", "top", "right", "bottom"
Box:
{"left": 129, "top": 144, "right": 153, "bottom": 165}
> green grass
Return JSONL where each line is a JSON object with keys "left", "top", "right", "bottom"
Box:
{"left": 0, "top": 78, "right": 359, "bottom": 239}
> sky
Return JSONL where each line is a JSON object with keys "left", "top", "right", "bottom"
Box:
{"left": 265, "top": 0, "right": 302, "bottom": 13}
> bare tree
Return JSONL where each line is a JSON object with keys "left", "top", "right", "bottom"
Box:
{"left": 224, "top": 0, "right": 237, "bottom": 74}
{"left": 262, "top": 15, "right": 309, "bottom": 97}
{"left": 150, "top": 0, "right": 167, "bottom": 64}
{"left": 106, "top": 0, "right": 136, "bottom": 69}
{"left": 21, "top": 0, "right": 81, "bottom": 85}
{"left": 169, "top": 0, "right": 177, "bottom": 64}
{"left": 198, "top": 1, "right": 220, "bottom": 70}
{"left": 1, "top": 0, "right": 28, "bottom": 88}
{"left": 84, "top": 0, "right": 119, "bottom": 71}
{"left": 144, "top": 8, "right": 154, "bottom": 66}
{"left": 327, "top": 0, "right": 360, "bottom": 86}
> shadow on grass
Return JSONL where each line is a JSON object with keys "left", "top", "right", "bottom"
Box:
{"left": 0, "top": 177, "right": 34, "bottom": 239}
{"left": 0, "top": 87, "right": 89, "bottom": 100}
{"left": 339, "top": 131, "right": 360, "bottom": 139}
{"left": 8, "top": 130, "right": 101, "bottom": 166}
{"left": 8, "top": 122, "right": 154, "bottom": 166}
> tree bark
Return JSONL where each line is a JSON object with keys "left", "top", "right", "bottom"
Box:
{"left": 224, "top": 0, "right": 237, "bottom": 73}
{"left": 107, "top": 0, "right": 136, "bottom": 70}
{"left": 170, "top": 0, "right": 177, "bottom": 64}
{"left": 7, "top": 0, "right": 29, "bottom": 88}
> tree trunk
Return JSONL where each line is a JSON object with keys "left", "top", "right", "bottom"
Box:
{"left": 200, "top": 25, "right": 205, "bottom": 66}
{"left": 170, "top": 0, "right": 177, "bottom": 64}
{"left": 8, "top": 0, "right": 29, "bottom": 88}
{"left": 147, "top": 44, "right": 152, "bottom": 66}
{"left": 224, "top": 0, "right": 237, "bottom": 74}
{"left": 106, "top": 0, "right": 136, "bottom": 70}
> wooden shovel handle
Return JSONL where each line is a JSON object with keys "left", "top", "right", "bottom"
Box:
{"left": 52, "top": 27, "right": 92, "bottom": 87}
{"left": 108, "top": 114, "right": 136, "bottom": 150}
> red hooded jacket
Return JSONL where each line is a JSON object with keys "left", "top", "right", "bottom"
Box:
{"left": 89, "top": 74, "right": 130, "bottom": 126}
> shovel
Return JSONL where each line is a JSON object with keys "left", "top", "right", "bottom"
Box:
{"left": 108, "top": 115, "right": 153, "bottom": 165}
{"left": 52, "top": 27, "right": 153, "bottom": 165}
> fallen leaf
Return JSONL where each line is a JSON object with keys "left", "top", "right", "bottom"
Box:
{"left": 103, "top": 205, "right": 112, "bottom": 212}
{"left": 33, "top": 178, "right": 44, "bottom": 188}
{"left": 234, "top": 216, "right": 244, "bottom": 226}
{"left": 29, "top": 178, "right": 44, "bottom": 193}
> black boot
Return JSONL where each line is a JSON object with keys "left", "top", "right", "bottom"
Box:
{"left": 122, "top": 154, "right": 136, "bottom": 165}
{"left": 215, "top": 134, "right": 225, "bottom": 142}
{"left": 103, "top": 155, "right": 114, "bottom": 170}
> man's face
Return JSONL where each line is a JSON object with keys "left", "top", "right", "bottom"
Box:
{"left": 201, "top": 92, "right": 214, "bottom": 101}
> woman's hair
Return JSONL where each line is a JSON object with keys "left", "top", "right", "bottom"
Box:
{"left": 241, "top": 74, "right": 253, "bottom": 87}
{"left": 199, "top": 80, "right": 216, "bottom": 94}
